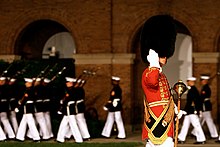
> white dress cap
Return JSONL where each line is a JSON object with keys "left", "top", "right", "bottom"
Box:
{"left": 112, "top": 76, "right": 120, "bottom": 81}
{"left": 24, "top": 78, "right": 33, "bottom": 83}
{"left": 187, "top": 77, "right": 196, "bottom": 81}
{"left": 44, "top": 78, "right": 51, "bottom": 83}
{"left": 65, "top": 77, "right": 77, "bottom": 82}
{"left": 10, "top": 78, "right": 16, "bottom": 82}
{"left": 36, "top": 78, "right": 41, "bottom": 82}
{"left": 200, "top": 75, "right": 210, "bottom": 80}
{"left": 0, "top": 77, "right": 6, "bottom": 81}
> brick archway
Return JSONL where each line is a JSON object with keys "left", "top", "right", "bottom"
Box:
{"left": 14, "top": 19, "right": 70, "bottom": 59}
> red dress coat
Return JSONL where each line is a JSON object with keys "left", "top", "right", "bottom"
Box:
{"left": 142, "top": 67, "right": 175, "bottom": 145}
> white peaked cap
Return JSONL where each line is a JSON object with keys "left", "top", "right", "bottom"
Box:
{"left": 10, "top": 78, "right": 16, "bottom": 82}
{"left": 44, "top": 78, "right": 51, "bottom": 83}
{"left": 187, "top": 77, "right": 196, "bottom": 81}
{"left": 112, "top": 76, "right": 120, "bottom": 81}
{"left": 200, "top": 75, "right": 210, "bottom": 80}
{"left": 36, "top": 78, "right": 41, "bottom": 82}
{"left": 24, "top": 78, "right": 33, "bottom": 83}
{"left": 65, "top": 77, "right": 77, "bottom": 82}
{"left": 0, "top": 77, "right": 6, "bottom": 81}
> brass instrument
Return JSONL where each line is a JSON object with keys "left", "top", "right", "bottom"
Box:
{"left": 173, "top": 80, "right": 187, "bottom": 147}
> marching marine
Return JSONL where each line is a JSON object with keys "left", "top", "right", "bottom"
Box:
{"left": 0, "top": 77, "right": 15, "bottom": 140}
{"left": 101, "top": 76, "right": 126, "bottom": 139}
{"left": 56, "top": 77, "right": 83, "bottom": 143}
{"left": 15, "top": 78, "right": 41, "bottom": 142}
{"left": 199, "top": 75, "right": 218, "bottom": 138}
{"left": 74, "top": 79, "right": 91, "bottom": 141}
{"left": 178, "top": 77, "right": 206, "bottom": 144}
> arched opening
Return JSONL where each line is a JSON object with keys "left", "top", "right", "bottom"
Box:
{"left": 14, "top": 19, "right": 75, "bottom": 59}
{"left": 131, "top": 17, "right": 192, "bottom": 132}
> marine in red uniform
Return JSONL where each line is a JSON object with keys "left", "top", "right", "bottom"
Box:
{"left": 140, "top": 15, "right": 184, "bottom": 146}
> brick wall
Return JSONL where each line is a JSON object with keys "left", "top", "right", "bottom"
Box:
{"left": 0, "top": 0, "right": 220, "bottom": 132}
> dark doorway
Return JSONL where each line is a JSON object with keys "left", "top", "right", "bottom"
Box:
{"left": 14, "top": 20, "right": 68, "bottom": 59}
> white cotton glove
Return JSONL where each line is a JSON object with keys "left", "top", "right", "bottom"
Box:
{"left": 113, "top": 99, "right": 118, "bottom": 107}
{"left": 174, "top": 104, "right": 187, "bottom": 119}
{"left": 103, "top": 106, "right": 108, "bottom": 111}
{"left": 147, "top": 49, "right": 161, "bottom": 69}
{"left": 15, "top": 108, "right": 19, "bottom": 113}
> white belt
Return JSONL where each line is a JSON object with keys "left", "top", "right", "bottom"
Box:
{"left": 1, "top": 99, "right": 7, "bottom": 102}
{"left": 148, "top": 100, "right": 169, "bottom": 107}
{"left": 26, "top": 101, "right": 34, "bottom": 104}
{"left": 67, "top": 101, "right": 75, "bottom": 106}
{"left": 10, "top": 98, "right": 16, "bottom": 101}
{"left": 76, "top": 99, "right": 84, "bottom": 103}
{"left": 44, "top": 99, "right": 50, "bottom": 102}
{"left": 204, "top": 98, "right": 210, "bottom": 102}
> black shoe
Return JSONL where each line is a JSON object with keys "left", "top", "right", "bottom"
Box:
{"left": 56, "top": 140, "right": 63, "bottom": 143}
{"left": 33, "top": 140, "right": 41, "bottom": 143}
{"left": 211, "top": 137, "right": 218, "bottom": 139}
{"left": 83, "top": 138, "right": 91, "bottom": 141}
{"left": 115, "top": 137, "right": 126, "bottom": 139}
{"left": 193, "top": 141, "right": 205, "bottom": 144}
{"left": 178, "top": 140, "right": 184, "bottom": 144}
{"left": 15, "top": 139, "right": 24, "bottom": 142}
{"left": 215, "top": 140, "right": 220, "bottom": 143}
{"left": 101, "top": 135, "right": 110, "bottom": 139}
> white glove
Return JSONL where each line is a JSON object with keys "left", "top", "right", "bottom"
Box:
{"left": 147, "top": 49, "right": 161, "bottom": 69}
{"left": 113, "top": 99, "right": 118, "bottom": 107}
{"left": 103, "top": 106, "right": 108, "bottom": 111}
{"left": 15, "top": 108, "right": 19, "bottom": 113}
{"left": 174, "top": 104, "right": 187, "bottom": 119}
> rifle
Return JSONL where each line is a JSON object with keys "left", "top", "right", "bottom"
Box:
{"left": 50, "top": 67, "right": 66, "bottom": 82}
{"left": 57, "top": 67, "right": 100, "bottom": 114}
{"left": 0, "top": 62, "right": 13, "bottom": 77}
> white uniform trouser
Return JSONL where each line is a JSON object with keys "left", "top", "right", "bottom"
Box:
{"left": 0, "top": 112, "right": 15, "bottom": 139}
{"left": 178, "top": 114, "right": 206, "bottom": 142}
{"left": 44, "top": 111, "right": 53, "bottom": 138}
{"left": 9, "top": 111, "right": 18, "bottom": 134}
{"left": 101, "top": 111, "right": 126, "bottom": 138}
{"left": 76, "top": 113, "right": 90, "bottom": 139}
{"left": 192, "top": 111, "right": 218, "bottom": 138}
{"left": 35, "top": 112, "right": 50, "bottom": 140}
{"left": 56, "top": 115, "right": 83, "bottom": 143}
{"left": 16, "top": 113, "right": 40, "bottom": 141}
{"left": 145, "top": 137, "right": 174, "bottom": 147}
{"left": 0, "top": 125, "right": 6, "bottom": 141}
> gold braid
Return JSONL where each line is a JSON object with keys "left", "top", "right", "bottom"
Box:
{"left": 163, "top": 96, "right": 174, "bottom": 125}
{"left": 144, "top": 98, "right": 151, "bottom": 123}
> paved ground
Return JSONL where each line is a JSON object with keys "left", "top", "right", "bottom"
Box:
{"left": 87, "top": 132, "right": 220, "bottom": 147}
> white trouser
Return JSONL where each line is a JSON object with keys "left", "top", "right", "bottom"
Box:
{"left": 192, "top": 111, "right": 218, "bottom": 138}
{"left": 76, "top": 113, "right": 90, "bottom": 139}
{"left": 146, "top": 137, "right": 174, "bottom": 147}
{"left": 35, "top": 112, "right": 50, "bottom": 140}
{"left": 16, "top": 113, "right": 40, "bottom": 141}
{"left": 0, "top": 124, "right": 6, "bottom": 141}
{"left": 9, "top": 111, "right": 18, "bottom": 134}
{"left": 0, "top": 112, "right": 15, "bottom": 139}
{"left": 44, "top": 111, "right": 53, "bottom": 138}
{"left": 56, "top": 115, "right": 83, "bottom": 143}
{"left": 178, "top": 114, "right": 206, "bottom": 142}
{"left": 101, "top": 111, "right": 126, "bottom": 138}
